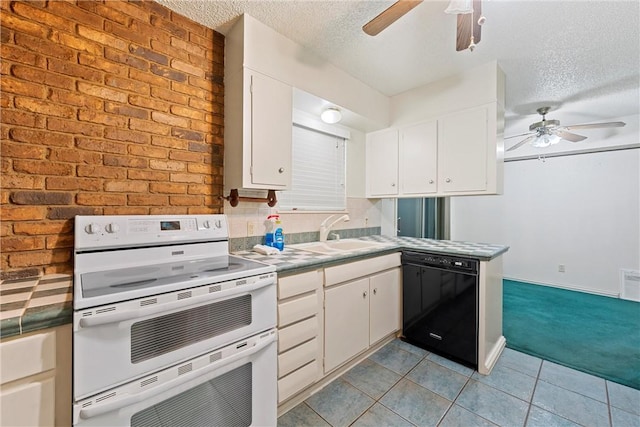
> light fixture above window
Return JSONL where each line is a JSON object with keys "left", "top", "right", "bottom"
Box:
{"left": 320, "top": 107, "right": 342, "bottom": 124}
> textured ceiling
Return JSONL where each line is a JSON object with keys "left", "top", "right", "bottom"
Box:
{"left": 157, "top": 0, "right": 640, "bottom": 135}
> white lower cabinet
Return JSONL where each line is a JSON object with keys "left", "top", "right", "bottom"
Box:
{"left": 276, "top": 270, "right": 323, "bottom": 404}
{"left": 324, "top": 254, "right": 402, "bottom": 374}
{"left": 0, "top": 324, "right": 71, "bottom": 427}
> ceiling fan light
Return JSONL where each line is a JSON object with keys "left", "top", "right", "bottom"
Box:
{"left": 444, "top": 0, "right": 473, "bottom": 14}
{"left": 531, "top": 133, "right": 561, "bottom": 148}
{"left": 321, "top": 107, "right": 342, "bottom": 124}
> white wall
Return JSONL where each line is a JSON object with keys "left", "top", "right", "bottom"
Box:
{"left": 450, "top": 148, "right": 640, "bottom": 297}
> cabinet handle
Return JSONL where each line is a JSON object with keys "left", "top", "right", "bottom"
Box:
{"left": 278, "top": 167, "right": 285, "bottom": 173}
{"left": 445, "top": 178, "right": 452, "bottom": 183}
{"left": 362, "top": 291, "right": 367, "bottom": 298}
{"left": 429, "top": 179, "right": 434, "bottom": 184}
{"left": 373, "top": 288, "right": 377, "bottom": 295}
{"left": 391, "top": 183, "right": 396, "bottom": 187}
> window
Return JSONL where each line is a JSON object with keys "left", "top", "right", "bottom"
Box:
{"left": 277, "top": 124, "right": 346, "bottom": 211}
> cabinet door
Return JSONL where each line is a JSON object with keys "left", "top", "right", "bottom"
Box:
{"left": 400, "top": 121, "right": 437, "bottom": 195}
{"left": 369, "top": 268, "right": 401, "bottom": 344}
{"left": 438, "top": 106, "right": 488, "bottom": 193}
{"left": 324, "top": 278, "right": 370, "bottom": 373}
{"left": 250, "top": 72, "right": 292, "bottom": 188}
{"left": 366, "top": 128, "right": 398, "bottom": 197}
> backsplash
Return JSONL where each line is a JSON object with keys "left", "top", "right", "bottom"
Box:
{"left": 225, "top": 197, "right": 383, "bottom": 252}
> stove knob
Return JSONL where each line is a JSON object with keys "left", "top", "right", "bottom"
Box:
{"left": 85, "top": 223, "right": 102, "bottom": 234}
{"left": 214, "top": 219, "right": 222, "bottom": 229}
{"left": 202, "top": 220, "right": 211, "bottom": 229}
{"left": 105, "top": 223, "right": 120, "bottom": 233}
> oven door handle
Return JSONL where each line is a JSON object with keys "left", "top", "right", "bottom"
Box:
{"left": 78, "top": 277, "right": 274, "bottom": 328}
{"left": 77, "top": 331, "right": 275, "bottom": 420}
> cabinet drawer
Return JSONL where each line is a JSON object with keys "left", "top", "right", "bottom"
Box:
{"left": 278, "top": 316, "right": 318, "bottom": 353}
{"left": 278, "top": 293, "right": 318, "bottom": 327}
{"left": 278, "top": 360, "right": 319, "bottom": 403}
{"left": 0, "top": 330, "right": 56, "bottom": 384}
{"left": 325, "top": 253, "right": 401, "bottom": 286}
{"left": 0, "top": 377, "right": 55, "bottom": 427}
{"left": 278, "top": 338, "right": 317, "bottom": 378}
{"left": 278, "top": 270, "right": 322, "bottom": 300}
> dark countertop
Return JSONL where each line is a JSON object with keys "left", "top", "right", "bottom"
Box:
{"left": 0, "top": 236, "right": 508, "bottom": 338}
{"left": 234, "top": 235, "right": 509, "bottom": 276}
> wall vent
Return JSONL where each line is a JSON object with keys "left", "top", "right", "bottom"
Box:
{"left": 620, "top": 269, "right": 640, "bottom": 302}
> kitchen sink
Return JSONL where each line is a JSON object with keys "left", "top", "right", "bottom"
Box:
{"left": 291, "top": 239, "right": 385, "bottom": 254}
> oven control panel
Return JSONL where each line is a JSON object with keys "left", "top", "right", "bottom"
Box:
{"left": 75, "top": 215, "right": 228, "bottom": 250}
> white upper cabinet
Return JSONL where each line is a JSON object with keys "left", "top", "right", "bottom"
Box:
{"left": 366, "top": 128, "right": 399, "bottom": 197}
{"left": 366, "top": 102, "right": 503, "bottom": 198}
{"left": 400, "top": 120, "right": 438, "bottom": 195}
{"left": 225, "top": 68, "right": 293, "bottom": 191}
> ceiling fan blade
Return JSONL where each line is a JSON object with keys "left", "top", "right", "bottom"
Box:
{"left": 506, "top": 135, "right": 536, "bottom": 152}
{"left": 456, "top": 0, "right": 482, "bottom": 51}
{"left": 562, "top": 121, "right": 626, "bottom": 131}
{"left": 363, "top": 0, "right": 423, "bottom": 36}
{"left": 553, "top": 130, "right": 587, "bottom": 143}
{"left": 505, "top": 131, "right": 535, "bottom": 140}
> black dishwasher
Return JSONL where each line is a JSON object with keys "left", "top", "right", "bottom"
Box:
{"left": 401, "top": 251, "right": 479, "bottom": 368}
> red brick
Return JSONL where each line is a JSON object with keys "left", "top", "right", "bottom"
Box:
{"left": 2, "top": 236, "right": 46, "bottom": 251}
{"left": 49, "top": 88, "right": 104, "bottom": 109}
{"left": 105, "top": 20, "right": 149, "bottom": 48}
{"left": 170, "top": 58, "right": 204, "bottom": 78}
{"left": 46, "top": 177, "right": 101, "bottom": 191}
{"left": 169, "top": 150, "right": 202, "bottom": 163}
{"left": 78, "top": 109, "right": 128, "bottom": 128}
{"left": 105, "top": 47, "right": 148, "bottom": 71}
{"left": 104, "top": 102, "right": 148, "bottom": 120}
{"left": 103, "top": 207, "right": 147, "bottom": 215}
{"left": 46, "top": 234, "right": 74, "bottom": 249}
{"left": 47, "top": 117, "right": 103, "bottom": 136}
{"left": 47, "top": 2, "right": 103, "bottom": 29}
{"left": 10, "top": 128, "right": 74, "bottom": 147}
{"left": 128, "top": 93, "right": 170, "bottom": 111}
{"left": 77, "top": 1, "right": 129, "bottom": 26}
{"left": 75, "top": 137, "right": 127, "bottom": 154}
{"left": 150, "top": 39, "right": 189, "bottom": 62}
{"left": 0, "top": 44, "right": 40, "bottom": 66}
{"left": 103, "top": 181, "right": 148, "bottom": 193}
{"left": 149, "top": 182, "right": 187, "bottom": 194}
{"left": 150, "top": 207, "right": 189, "bottom": 215}
{"left": 105, "top": 75, "right": 149, "bottom": 95}
{"left": 190, "top": 120, "right": 213, "bottom": 134}
{"left": 171, "top": 81, "right": 204, "bottom": 98}
{"left": 126, "top": 194, "right": 169, "bottom": 206}
{"left": 0, "top": 76, "right": 46, "bottom": 98}
{"left": 104, "top": 128, "right": 149, "bottom": 144}
{"left": 47, "top": 206, "right": 99, "bottom": 220}
{"left": 149, "top": 15, "right": 187, "bottom": 39}
{"left": 127, "top": 169, "right": 168, "bottom": 181}
{"left": 48, "top": 147, "right": 102, "bottom": 164}
{"left": 128, "top": 44, "right": 168, "bottom": 65}
{"left": 77, "top": 81, "right": 128, "bottom": 103}
{"left": 128, "top": 144, "right": 167, "bottom": 159}
{"left": 1, "top": 206, "right": 46, "bottom": 221}
{"left": 13, "top": 160, "right": 73, "bottom": 176}
{"left": 188, "top": 184, "right": 213, "bottom": 195}
{"left": 172, "top": 128, "right": 203, "bottom": 142}
{"left": 14, "top": 32, "right": 75, "bottom": 61}
{"left": 50, "top": 30, "right": 103, "bottom": 56}
{"left": 170, "top": 105, "right": 203, "bottom": 120}
{"left": 170, "top": 173, "right": 203, "bottom": 184}
{"left": 150, "top": 86, "right": 187, "bottom": 104}
{"left": 48, "top": 58, "right": 104, "bottom": 82}
{"left": 13, "top": 221, "right": 72, "bottom": 236}
{"left": 77, "top": 24, "right": 128, "bottom": 52}
{"left": 187, "top": 163, "right": 211, "bottom": 174}
{"left": 151, "top": 135, "right": 188, "bottom": 150}
{"left": 3, "top": 110, "right": 39, "bottom": 128}
{"left": 170, "top": 37, "right": 206, "bottom": 58}
{"left": 103, "top": 154, "right": 147, "bottom": 169}
{"left": 1, "top": 141, "right": 46, "bottom": 159}
{"left": 77, "top": 193, "right": 127, "bottom": 206}
{"left": 138, "top": 0, "right": 170, "bottom": 20}
{"left": 10, "top": 191, "right": 72, "bottom": 205}
{"left": 151, "top": 111, "right": 189, "bottom": 127}
{"left": 1, "top": 174, "right": 44, "bottom": 189}
{"left": 12, "top": 64, "right": 75, "bottom": 90}
{"left": 0, "top": 12, "right": 48, "bottom": 38}
{"left": 129, "top": 117, "right": 170, "bottom": 135}
{"left": 108, "top": 1, "right": 148, "bottom": 23}
{"left": 150, "top": 63, "right": 186, "bottom": 82}
{"left": 76, "top": 165, "right": 127, "bottom": 179}
{"left": 79, "top": 53, "right": 128, "bottom": 76}
{"left": 8, "top": 249, "right": 70, "bottom": 268}
{"left": 15, "top": 97, "right": 75, "bottom": 118}
{"left": 170, "top": 195, "right": 203, "bottom": 206}
{"left": 149, "top": 159, "right": 185, "bottom": 172}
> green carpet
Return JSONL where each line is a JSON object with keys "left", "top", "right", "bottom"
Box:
{"left": 503, "top": 279, "right": 640, "bottom": 390}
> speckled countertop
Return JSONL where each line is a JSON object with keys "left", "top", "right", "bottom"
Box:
{"left": 0, "top": 274, "right": 72, "bottom": 339}
{"left": 234, "top": 235, "right": 509, "bottom": 276}
{"left": 0, "top": 236, "right": 507, "bottom": 338}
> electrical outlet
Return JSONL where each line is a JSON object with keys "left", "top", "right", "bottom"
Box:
{"left": 247, "top": 221, "right": 255, "bottom": 236}
{"left": 558, "top": 264, "right": 566, "bottom": 273}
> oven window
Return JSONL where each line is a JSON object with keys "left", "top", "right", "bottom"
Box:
{"left": 131, "top": 363, "right": 252, "bottom": 427}
{"left": 130, "top": 295, "right": 252, "bottom": 363}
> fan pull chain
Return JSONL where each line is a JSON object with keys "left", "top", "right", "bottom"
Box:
{"left": 468, "top": 6, "right": 476, "bottom": 51}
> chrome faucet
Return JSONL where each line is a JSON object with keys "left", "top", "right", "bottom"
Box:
{"left": 319, "top": 214, "right": 350, "bottom": 242}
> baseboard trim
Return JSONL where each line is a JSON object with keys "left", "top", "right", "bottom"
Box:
{"left": 503, "top": 276, "right": 620, "bottom": 298}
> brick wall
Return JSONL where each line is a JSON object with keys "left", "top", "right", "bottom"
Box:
{"left": 0, "top": 1, "right": 225, "bottom": 279}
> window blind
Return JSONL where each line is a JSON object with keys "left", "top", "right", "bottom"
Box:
{"left": 278, "top": 124, "right": 346, "bottom": 211}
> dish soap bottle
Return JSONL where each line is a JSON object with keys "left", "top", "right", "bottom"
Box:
{"left": 264, "top": 215, "right": 277, "bottom": 247}
{"left": 273, "top": 216, "right": 284, "bottom": 251}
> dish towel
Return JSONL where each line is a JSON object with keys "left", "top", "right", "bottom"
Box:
{"left": 252, "top": 244, "right": 280, "bottom": 255}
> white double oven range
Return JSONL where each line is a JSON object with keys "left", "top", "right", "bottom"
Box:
{"left": 72, "top": 214, "right": 277, "bottom": 426}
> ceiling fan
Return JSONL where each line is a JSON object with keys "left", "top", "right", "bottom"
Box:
{"left": 362, "top": 0, "right": 483, "bottom": 52}
{"left": 506, "top": 107, "right": 627, "bottom": 152}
